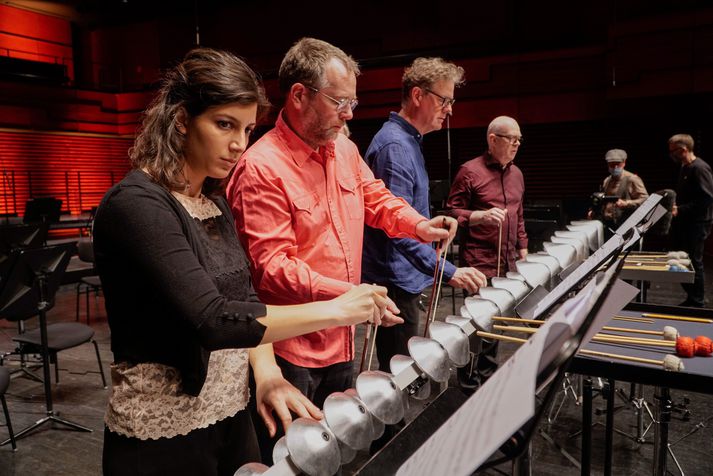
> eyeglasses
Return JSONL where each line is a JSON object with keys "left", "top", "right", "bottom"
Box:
{"left": 494, "top": 133, "right": 523, "bottom": 145}
{"left": 424, "top": 88, "right": 456, "bottom": 108}
{"left": 305, "top": 85, "right": 358, "bottom": 113}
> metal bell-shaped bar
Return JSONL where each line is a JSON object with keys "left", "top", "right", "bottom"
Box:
{"left": 344, "top": 388, "right": 384, "bottom": 441}
{"left": 445, "top": 315, "right": 481, "bottom": 347}
{"left": 407, "top": 336, "right": 451, "bottom": 383}
{"left": 515, "top": 260, "right": 551, "bottom": 289}
{"left": 557, "top": 229, "right": 592, "bottom": 256}
{"left": 542, "top": 241, "right": 576, "bottom": 269}
{"left": 478, "top": 286, "right": 516, "bottom": 315}
{"left": 571, "top": 219, "right": 604, "bottom": 248}
{"left": 356, "top": 371, "right": 405, "bottom": 425}
{"left": 286, "top": 418, "right": 341, "bottom": 476}
{"left": 233, "top": 462, "right": 269, "bottom": 476}
{"left": 491, "top": 276, "right": 530, "bottom": 301}
{"left": 552, "top": 233, "right": 588, "bottom": 260}
{"left": 338, "top": 441, "right": 356, "bottom": 465}
{"left": 390, "top": 354, "right": 430, "bottom": 400}
{"left": 567, "top": 223, "right": 599, "bottom": 250}
{"left": 526, "top": 252, "right": 562, "bottom": 276}
{"left": 427, "top": 320, "right": 470, "bottom": 367}
{"left": 463, "top": 296, "right": 499, "bottom": 320}
{"left": 323, "top": 391, "right": 373, "bottom": 450}
{"left": 272, "top": 436, "right": 289, "bottom": 463}
{"left": 506, "top": 271, "right": 527, "bottom": 282}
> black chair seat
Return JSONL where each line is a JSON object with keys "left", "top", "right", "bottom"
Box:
{"left": 14, "top": 322, "right": 94, "bottom": 351}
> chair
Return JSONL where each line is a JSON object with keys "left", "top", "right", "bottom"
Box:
{"left": 13, "top": 322, "right": 107, "bottom": 388}
{"left": 0, "top": 244, "right": 105, "bottom": 443}
{"left": 75, "top": 238, "right": 102, "bottom": 324}
{"left": 0, "top": 366, "right": 17, "bottom": 450}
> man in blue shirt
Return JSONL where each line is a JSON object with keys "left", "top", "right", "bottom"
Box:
{"left": 362, "top": 57, "right": 486, "bottom": 372}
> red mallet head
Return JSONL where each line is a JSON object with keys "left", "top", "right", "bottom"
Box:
{"left": 675, "top": 336, "right": 696, "bottom": 358}
{"left": 694, "top": 336, "right": 713, "bottom": 356}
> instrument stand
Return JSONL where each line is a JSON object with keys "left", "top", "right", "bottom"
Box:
{"left": 0, "top": 244, "right": 91, "bottom": 446}
{"left": 667, "top": 414, "right": 713, "bottom": 476}
{"left": 611, "top": 383, "right": 655, "bottom": 443}
{"left": 546, "top": 373, "right": 581, "bottom": 425}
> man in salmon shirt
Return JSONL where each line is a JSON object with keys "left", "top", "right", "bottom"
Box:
{"left": 228, "top": 37, "right": 455, "bottom": 410}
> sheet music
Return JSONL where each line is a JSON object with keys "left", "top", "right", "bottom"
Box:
{"left": 397, "top": 266, "right": 621, "bottom": 476}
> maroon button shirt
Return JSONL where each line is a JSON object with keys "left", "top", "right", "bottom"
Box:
{"left": 446, "top": 152, "right": 528, "bottom": 278}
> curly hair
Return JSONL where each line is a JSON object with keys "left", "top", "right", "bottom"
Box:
{"left": 130, "top": 47, "right": 270, "bottom": 196}
{"left": 401, "top": 57, "right": 465, "bottom": 102}
{"left": 278, "top": 37, "right": 360, "bottom": 94}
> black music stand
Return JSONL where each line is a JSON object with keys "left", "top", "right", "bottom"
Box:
{"left": 22, "top": 197, "right": 62, "bottom": 224}
{"left": 0, "top": 243, "right": 92, "bottom": 443}
{"left": 1, "top": 223, "right": 49, "bottom": 280}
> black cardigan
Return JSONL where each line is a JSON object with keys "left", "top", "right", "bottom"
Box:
{"left": 94, "top": 170, "right": 267, "bottom": 396}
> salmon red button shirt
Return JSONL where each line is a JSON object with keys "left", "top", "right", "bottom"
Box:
{"left": 228, "top": 111, "right": 426, "bottom": 368}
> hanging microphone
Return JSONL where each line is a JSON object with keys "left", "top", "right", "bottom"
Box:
{"left": 446, "top": 114, "right": 452, "bottom": 186}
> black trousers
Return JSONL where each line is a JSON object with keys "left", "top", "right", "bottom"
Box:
{"left": 374, "top": 284, "right": 422, "bottom": 372}
{"left": 103, "top": 409, "right": 260, "bottom": 476}
{"left": 672, "top": 220, "right": 712, "bottom": 306}
{"left": 249, "top": 356, "right": 354, "bottom": 465}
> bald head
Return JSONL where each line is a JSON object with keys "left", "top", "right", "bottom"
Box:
{"left": 487, "top": 116, "right": 520, "bottom": 136}
{"left": 487, "top": 116, "right": 522, "bottom": 166}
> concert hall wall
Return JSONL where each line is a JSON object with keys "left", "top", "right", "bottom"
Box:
{"left": 0, "top": 1, "right": 711, "bottom": 236}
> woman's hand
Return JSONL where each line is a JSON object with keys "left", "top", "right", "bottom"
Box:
{"left": 254, "top": 367, "right": 322, "bottom": 437}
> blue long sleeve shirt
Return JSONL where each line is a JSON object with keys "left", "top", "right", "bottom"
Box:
{"left": 362, "top": 112, "right": 456, "bottom": 293}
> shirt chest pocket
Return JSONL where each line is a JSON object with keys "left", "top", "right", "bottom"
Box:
{"left": 338, "top": 175, "right": 364, "bottom": 221}
{"left": 291, "top": 192, "right": 329, "bottom": 245}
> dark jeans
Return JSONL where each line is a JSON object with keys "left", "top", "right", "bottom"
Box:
{"left": 673, "top": 220, "right": 712, "bottom": 306}
{"left": 103, "top": 409, "right": 259, "bottom": 476}
{"left": 375, "top": 285, "right": 422, "bottom": 372}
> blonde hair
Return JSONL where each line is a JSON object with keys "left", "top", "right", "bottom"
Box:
{"left": 402, "top": 57, "right": 465, "bottom": 101}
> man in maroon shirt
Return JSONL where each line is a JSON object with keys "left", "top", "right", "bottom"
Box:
{"left": 446, "top": 115, "right": 528, "bottom": 387}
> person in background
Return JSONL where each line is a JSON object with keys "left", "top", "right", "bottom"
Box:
{"left": 446, "top": 115, "right": 528, "bottom": 387}
{"left": 362, "top": 57, "right": 486, "bottom": 374}
{"left": 668, "top": 133, "right": 713, "bottom": 307}
{"left": 590, "top": 148, "right": 648, "bottom": 230}
{"left": 94, "top": 47, "right": 389, "bottom": 476}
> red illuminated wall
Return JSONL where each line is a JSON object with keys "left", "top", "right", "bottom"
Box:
{"left": 0, "top": 130, "right": 133, "bottom": 217}
{"left": 0, "top": 5, "right": 74, "bottom": 80}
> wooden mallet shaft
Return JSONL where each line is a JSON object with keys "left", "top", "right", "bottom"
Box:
{"left": 492, "top": 325, "right": 676, "bottom": 347}
{"left": 476, "top": 330, "right": 682, "bottom": 370}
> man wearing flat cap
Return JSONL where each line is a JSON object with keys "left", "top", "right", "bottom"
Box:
{"left": 593, "top": 148, "right": 648, "bottom": 229}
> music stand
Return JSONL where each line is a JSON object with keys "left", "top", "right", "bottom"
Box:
{"left": 1, "top": 223, "right": 49, "bottom": 280}
{"left": 0, "top": 243, "right": 92, "bottom": 443}
{"left": 23, "top": 197, "right": 62, "bottom": 224}
{"left": 478, "top": 252, "right": 629, "bottom": 473}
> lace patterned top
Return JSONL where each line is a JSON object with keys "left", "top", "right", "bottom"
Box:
{"left": 104, "top": 190, "right": 253, "bottom": 440}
